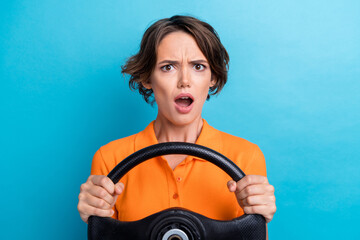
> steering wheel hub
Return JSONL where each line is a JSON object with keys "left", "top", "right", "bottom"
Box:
{"left": 162, "top": 229, "right": 188, "bottom": 240}
{"left": 150, "top": 209, "right": 203, "bottom": 240}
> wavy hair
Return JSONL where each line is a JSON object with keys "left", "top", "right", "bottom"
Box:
{"left": 121, "top": 15, "right": 229, "bottom": 104}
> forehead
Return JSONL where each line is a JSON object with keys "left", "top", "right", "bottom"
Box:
{"left": 156, "top": 31, "right": 207, "bottom": 61}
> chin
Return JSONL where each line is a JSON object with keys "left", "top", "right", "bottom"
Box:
{"left": 168, "top": 113, "right": 202, "bottom": 127}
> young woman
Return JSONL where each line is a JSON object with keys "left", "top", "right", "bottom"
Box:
{"left": 78, "top": 15, "right": 276, "bottom": 237}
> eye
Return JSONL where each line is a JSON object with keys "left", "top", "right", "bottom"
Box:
{"left": 160, "top": 64, "right": 174, "bottom": 72}
{"left": 193, "top": 64, "right": 205, "bottom": 71}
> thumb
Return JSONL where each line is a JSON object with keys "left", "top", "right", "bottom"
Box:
{"left": 227, "top": 180, "right": 237, "bottom": 192}
{"left": 114, "top": 182, "right": 124, "bottom": 195}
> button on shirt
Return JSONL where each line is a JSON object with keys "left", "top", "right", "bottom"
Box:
{"left": 91, "top": 119, "right": 267, "bottom": 221}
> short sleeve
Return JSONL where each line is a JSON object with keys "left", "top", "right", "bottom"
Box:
{"left": 244, "top": 144, "right": 267, "bottom": 177}
{"left": 90, "top": 148, "right": 111, "bottom": 175}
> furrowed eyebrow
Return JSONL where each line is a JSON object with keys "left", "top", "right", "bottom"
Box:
{"left": 158, "top": 59, "right": 208, "bottom": 65}
{"left": 189, "top": 59, "right": 208, "bottom": 64}
{"left": 158, "top": 60, "right": 179, "bottom": 65}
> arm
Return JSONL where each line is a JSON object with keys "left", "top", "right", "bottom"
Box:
{"left": 227, "top": 175, "right": 276, "bottom": 238}
{"left": 77, "top": 148, "right": 125, "bottom": 223}
{"left": 77, "top": 175, "right": 124, "bottom": 223}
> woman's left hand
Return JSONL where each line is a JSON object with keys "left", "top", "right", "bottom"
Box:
{"left": 227, "top": 175, "right": 276, "bottom": 223}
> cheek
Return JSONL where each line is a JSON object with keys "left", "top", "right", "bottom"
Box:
{"left": 197, "top": 75, "right": 213, "bottom": 96}
{"left": 152, "top": 82, "right": 172, "bottom": 105}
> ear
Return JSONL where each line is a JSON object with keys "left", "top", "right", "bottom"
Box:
{"left": 142, "top": 79, "right": 152, "bottom": 89}
{"left": 210, "top": 77, "right": 216, "bottom": 88}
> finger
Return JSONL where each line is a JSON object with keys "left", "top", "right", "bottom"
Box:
{"left": 82, "top": 193, "right": 113, "bottom": 210}
{"left": 87, "top": 185, "right": 115, "bottom": 205}
{"left": 236, "top": 175, "right": 268, "bottom": 192}
{"left": 79, "top": 203, "right": 115, "bottom": 219}
{"left": 243, "top": 205, "right": 276, "bottom": 223}
{"left": 243, "top": 205, "right": 268, "bottom": 217}
{"left": 227, "top": 180, "right": 237, "bottom": 192}
{"left": 114, "top": 182, "right": 125, "bottom": 195}
{"left": 90, "top": 175, "right": 115, "bottom": 195}
{"left": 237, "top": 184, "right": 274, "bottom": 200}
{"left": 111, "top": 194, "right": 120, "bottom": 207}
{"left": 241, "top": 194, "right": 275, "bottom": 207}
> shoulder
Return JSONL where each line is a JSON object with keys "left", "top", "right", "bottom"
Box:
{"left": 91, "top": 132, "right": 139, "bottom": 175}
{"left": 211, "top": 126, "right": 266, "bottom": 176}
{"left": 219, "top": 130, "right": 258, "bottom": 150}
{"left": 201, "top": 120, "right": 262, "bottom": 158}
{"left": 97, "top": 133, "right": 137, "bottom": 162}
{"left": 206, "top": 124, "right": 260, "bottom": 156}
{"left": 91, "top": 121, "right": 157, "bottom": 175}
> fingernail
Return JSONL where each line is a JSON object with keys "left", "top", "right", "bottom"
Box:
{"left": 110, "top": 210, "right": 114, "bottom": 215}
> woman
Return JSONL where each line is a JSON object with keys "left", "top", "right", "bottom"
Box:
{"left": 78, "top": 15, "right": 276, "bottom": 236}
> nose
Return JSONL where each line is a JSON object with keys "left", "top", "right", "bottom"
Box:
{"left": 177, "top": 66, "right": 191, "bottom": 88}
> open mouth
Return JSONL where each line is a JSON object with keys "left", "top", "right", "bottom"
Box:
{"left": 174, "top": 93, "right": 194, "bottom": 113}
{"left": 175, "top": 96, "right": 193, "bottom": 107}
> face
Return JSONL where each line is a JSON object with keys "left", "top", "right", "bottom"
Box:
{"left": 143, "top": 31, "right": 215, "bottom": 126}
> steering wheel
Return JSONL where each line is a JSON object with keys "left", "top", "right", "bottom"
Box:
{"left": 88, "top": 142, "right": 266, "bottom": 240}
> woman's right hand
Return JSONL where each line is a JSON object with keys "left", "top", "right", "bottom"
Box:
{"left": 77, "top": 175, "right": 124, "bottom": 223}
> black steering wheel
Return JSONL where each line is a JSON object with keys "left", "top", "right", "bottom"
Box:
{"left": 88, "top": 142, "right": 266, "bottom": 240}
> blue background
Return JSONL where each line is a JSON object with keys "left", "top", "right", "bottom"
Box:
{"left": 1, "top": 0, "right": 359, "bottom": 239}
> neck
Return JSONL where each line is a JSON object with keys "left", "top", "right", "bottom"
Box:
{"left": 154, "top": 115, "right": 203, "bottom": 144}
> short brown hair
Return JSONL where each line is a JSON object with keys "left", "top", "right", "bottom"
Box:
{"left": 121, "top": 15, "right": 229, "bottom": 104}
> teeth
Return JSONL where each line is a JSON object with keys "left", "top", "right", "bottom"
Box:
{"left": 181, "top": 97, "right": 189, "bottom": 99}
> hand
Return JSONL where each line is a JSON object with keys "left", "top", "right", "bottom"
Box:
{"left": 77, "top": 175, "right": 124, "bottom": 223}
{"left": 227, "top": 175, "right": 276, "bottom": 223}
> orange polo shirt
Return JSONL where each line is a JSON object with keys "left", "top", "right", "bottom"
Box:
{"left": 91, "top": 119, "right": 266, "bottom": 221}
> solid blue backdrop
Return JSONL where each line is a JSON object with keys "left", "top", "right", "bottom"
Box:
{"left": 1, "top": 0, "right": 359, "bottom": 239}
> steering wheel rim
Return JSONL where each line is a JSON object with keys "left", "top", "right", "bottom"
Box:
{"left": 88, "top": 142, "right": 266, "bottom": 240}
{"left": 107, "top": 142, "right": 245, "bottom": 183}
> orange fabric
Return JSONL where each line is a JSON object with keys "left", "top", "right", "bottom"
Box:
{"left": 91, "top": 119, "right": 266, "bottom": 221}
